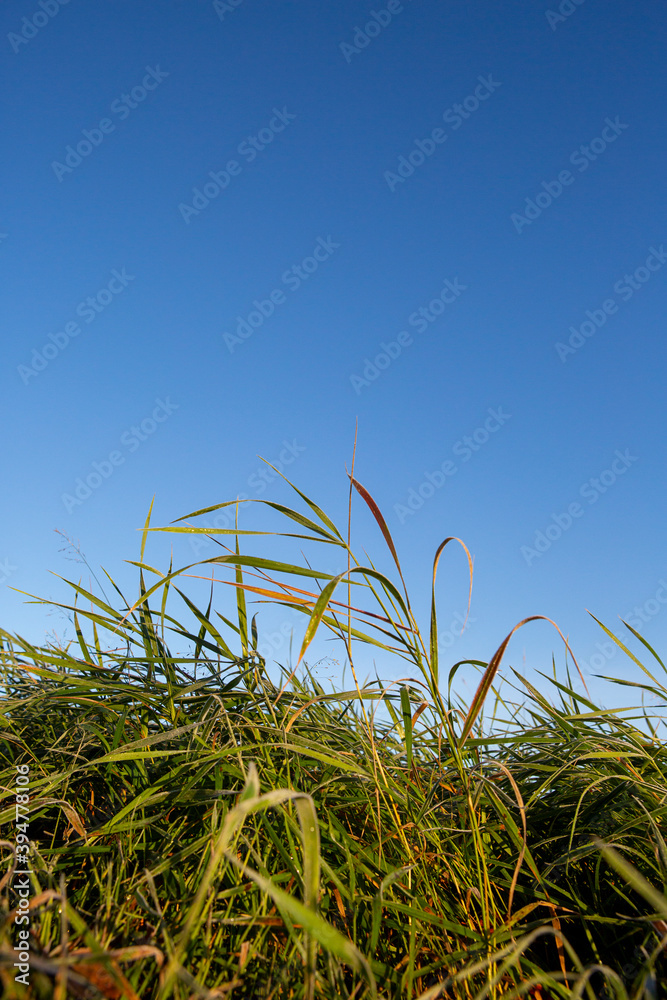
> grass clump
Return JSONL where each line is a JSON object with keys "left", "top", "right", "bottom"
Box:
{"left": 1, "top": 472, "right": 666, "bottom": 998}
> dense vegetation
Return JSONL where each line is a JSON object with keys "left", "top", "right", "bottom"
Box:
{"left": 1, "top": 473, "right": 666, "bottom": 998}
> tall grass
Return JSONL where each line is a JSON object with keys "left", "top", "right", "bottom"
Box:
{"left": 1, "top": 471, "right": 666, "bottom": 998}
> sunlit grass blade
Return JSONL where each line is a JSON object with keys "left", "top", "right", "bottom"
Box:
{"left": 429, "top": 536, "right": 473, "bottom": 690}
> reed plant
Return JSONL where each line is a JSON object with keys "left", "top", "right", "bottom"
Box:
{"left": 1, "top": 469, "right": 666, "bottom": 998}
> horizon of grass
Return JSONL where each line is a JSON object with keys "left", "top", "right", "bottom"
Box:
{"left": 1, "top": 468, "right": 666, "bottom": 998}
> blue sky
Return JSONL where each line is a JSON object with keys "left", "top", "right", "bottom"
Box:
{"left": 2, "top": 0, "right": 666, "bottom": 710}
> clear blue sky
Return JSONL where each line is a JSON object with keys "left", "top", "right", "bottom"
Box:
{"left": 2, "top": 0, "right": 666, "bottom": 710}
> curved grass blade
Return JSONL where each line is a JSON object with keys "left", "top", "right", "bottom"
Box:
{"left": 594, "top": 837, "right": 667, "bottom": 917}
{"left": 458, "top": 615, "right": 582, "bottom": 749}
{"left": 349, "top": 475, "right": 407, "bottom": 596}
{"left": 429, "top": 537, "right": 473, "bottom": 689}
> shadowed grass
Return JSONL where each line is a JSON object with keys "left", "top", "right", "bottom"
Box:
{"left": 1, "top": 472, "right": 666, "bottom": 998}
